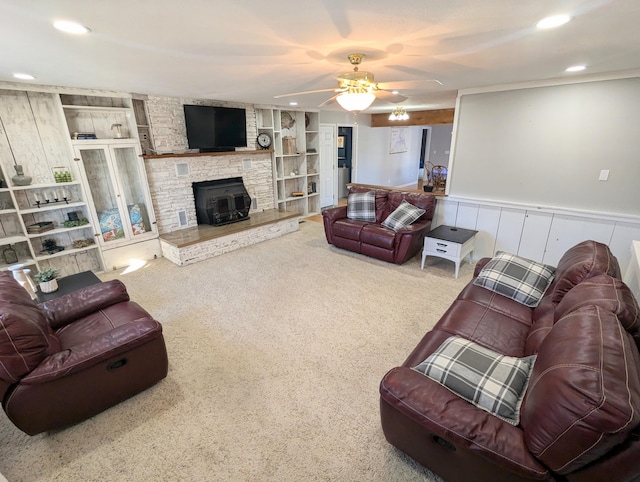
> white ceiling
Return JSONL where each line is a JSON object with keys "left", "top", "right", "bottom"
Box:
{"left": 1, "top": 0, "right": 639, "bottom": 113}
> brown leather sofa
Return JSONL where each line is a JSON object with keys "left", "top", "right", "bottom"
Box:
{"left": 380, "top": 240, "right": 640, "bottom": 481}
{"left": 322, "top": 186, "right": 436, "bottom": 264}
{"left": 0, "top": 272, "right": 168, "bottom": 435}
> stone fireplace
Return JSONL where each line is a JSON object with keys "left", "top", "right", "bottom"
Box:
{"left": 192, "top": 177, "right": 251, "bottom": 226}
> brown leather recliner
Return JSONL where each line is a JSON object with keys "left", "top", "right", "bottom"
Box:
{"left": 322, "top": 186, "right": 436, "bottom": 264}
{"left": 380, "top": 240, "right": 640, "bottom": 481}
{"left": 0, "top": 272, "right": 168, "bottom": 435}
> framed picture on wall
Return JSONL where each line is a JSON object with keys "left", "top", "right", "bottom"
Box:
{"left": 337, "top": 136, "right": 345, "bottom": 148}
{"left": 389, "top": 127, "right": 408, "bottom": 153}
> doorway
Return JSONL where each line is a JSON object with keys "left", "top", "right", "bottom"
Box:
{"left": 417, "top": 127, "right": 431, "bottom": 188}
{"left": 337, "top": 126, "right": 353, "bottom": 200}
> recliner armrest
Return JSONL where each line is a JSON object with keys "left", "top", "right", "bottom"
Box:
{"left": 474, "top": 257, "right": 492, "bottom": 277}
{"left": 39, "top": 280, "right": 130, "bottom": 329}
{"left": 322, "top": 205, "right": 347, "bottom": 222}
{"left": 19, "top": 317, "right": 163, "bottom": 384}
{"left": 380, "top": 366, "right": 549, "bottom": 479}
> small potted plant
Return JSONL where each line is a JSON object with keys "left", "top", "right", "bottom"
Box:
{"left": 33, "top": 267, "right": 60, "bottom": 293}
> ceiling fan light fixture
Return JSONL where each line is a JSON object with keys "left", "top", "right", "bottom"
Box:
{"left": 336, "top": 91, "right": 376, "bottom": 112}
{"left": 536, "top": 14, "right": 571, "bottom": 29}
{"left": 389, "top": 107, "right": 409, "bottom": 121}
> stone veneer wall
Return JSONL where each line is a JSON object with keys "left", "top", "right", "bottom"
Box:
{"left": 144, "top": 152, "right": 274, "bottom": 234}
{"left": 142, "top": 95, "right": 274, "bottom": 234}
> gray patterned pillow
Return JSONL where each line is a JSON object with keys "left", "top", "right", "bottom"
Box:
{"left": 346, "top": 191, "right": 376, "bottom": 222}
{"left": 381, "top": 200, "right": 425, "bottom": 231}
{"left": 473, "top": 252, "right": 555, "bottom": 307}
{"left": 413, "top": 336, "right": 536, "bottom": 425}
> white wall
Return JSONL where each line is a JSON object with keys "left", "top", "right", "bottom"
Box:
{"left": 450, "top": 77, "right": 640, "bottom": 216}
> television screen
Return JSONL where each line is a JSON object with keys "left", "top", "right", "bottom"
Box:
{"left": 183, "top": 105, "right": 247, "bottom": 152}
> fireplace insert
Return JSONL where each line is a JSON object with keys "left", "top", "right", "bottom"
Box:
{"left": 192, "top": 177, "right": 251, "bottom": 226}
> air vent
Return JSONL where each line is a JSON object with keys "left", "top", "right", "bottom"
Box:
{"left": 252, "top": 197, "right": 257, "bottom": 209}
{"left": 243, "top": 159, "right": 252, "bottom": 170}
{"left": 175, "top": 162, "right": 190, "bottom": 177}
{"left": 177, "top": 210, "right": 188, "bottom": 227}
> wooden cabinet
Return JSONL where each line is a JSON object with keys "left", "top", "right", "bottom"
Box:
{"left": 61, "top": 94, "right": 160, "bottom": 270}
{"left": 257, "top": 108, "right": 320, "bottom": 216}
{"left": 0, "top": 163, "right": 102, "bottom": 274}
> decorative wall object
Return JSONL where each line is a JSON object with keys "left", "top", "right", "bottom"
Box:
{"left": 389, "top": 127, "right": 408, "bottom": 154}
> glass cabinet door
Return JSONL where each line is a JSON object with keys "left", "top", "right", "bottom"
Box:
{"left": 76, "top": 143, "right": 156, "bottom": 246}
{"left": 111, "top": 146, "right": 154, "bottom": 238}
{"left": 77, "top": 147, "right": 124, "bottom": 244}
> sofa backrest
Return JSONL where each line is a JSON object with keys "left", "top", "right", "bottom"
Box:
{"left": 348, "top": 186, "right": 436, "bottom": 224}
{"left": 526, "top": 240, "right": 623, "bottom": 354}
{"left": 0, "top": 272, "right": 60, "bottom": 397}
{"left": 521, "top": 301, "right": 640, "bottom": 474}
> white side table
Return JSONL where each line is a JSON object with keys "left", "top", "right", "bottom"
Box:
{"left": 421, "top": 225, "right": 478, "bottom": 279}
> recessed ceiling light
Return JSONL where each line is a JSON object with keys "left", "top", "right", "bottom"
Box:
{"left": 536, "top": 14, "right": 571, "bottom": 29}
{"left": 392, "top": 90, "right": 399, "bottom": 95}
{"left": 289, "top": 101, "right": 298, "bottom": 106}
{"left": 13, "top": 73, "right": 35, "bottom": 80}
{"left": 566, "top": 65, "right": 586, "bottom": 72}
{"left": 53, "top": 20, "right": 90, "bottom": 34}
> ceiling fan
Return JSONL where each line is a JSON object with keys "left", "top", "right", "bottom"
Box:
{"left": 274, "top": 53, "right": 441, "bottom": 112}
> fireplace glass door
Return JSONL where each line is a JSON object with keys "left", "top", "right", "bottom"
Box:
{"left": 74, "top": 143, "right": 156, "bottom": 246}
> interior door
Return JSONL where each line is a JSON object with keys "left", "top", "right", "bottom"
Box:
{"left": 319, "top": 124, "right": 336, "bottom": 207}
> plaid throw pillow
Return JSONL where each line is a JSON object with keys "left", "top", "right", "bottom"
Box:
{"left": 346, "top": 191, "right": 376, "bottom": 222}
{"left": 381, "top": 200, "right": 425, "bottom": 231}
{"left": 473, "top": 252, "right": 555, "bottom": 307}
{"left": 413, "top": 336, "right": 536, "bottom": 425}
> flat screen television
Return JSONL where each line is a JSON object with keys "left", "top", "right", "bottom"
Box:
{"left": 183, "top": 105, "right": 247, "bottom": 152}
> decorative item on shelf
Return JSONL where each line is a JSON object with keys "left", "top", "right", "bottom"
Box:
{"left": 71, "top": 132, "right": 97, "bottom": 140}
{"left": 0, "top": 174, "right": 6, "bottom": 188}
{"left": 72, "top": 238, "right": 95, "bottom": 249}
{"left": 283, "top": 136, "right": 297, "bottom": 155}
{"left": 2, "top": 244, "right": 18, "bottom": 264}
{"left": 41, "top": 238, "right": 65, "bottom": 255}
{"left": 389, "top": 107, "right": 409, "bottom": 121}
{"left": 8, "top": 264, "right": 38, "bottom": 299}
{"left": 33, "top": 267, "right": 60, "bottom": 293}
{"left": 63, "top": 216, "right": 89, "bottom": 228}
{"left": 27, "top": 221, "right": 54, "bottom": 234}
{"left": 307, "top": 148, "right": 317, "bottom": 153}
{"left": 111, "top": 123, "right": 123, "bottom": 139}
{"left": 11, "top": 164, "right": 32, "bottom": 186}
{"left": 53, "top": 166, "right": 72, "bottom": 183}
{"left": 291, "top": 191, "right": 305, "bottom": 197}
{"left": 256, "top": 132, "right": 272, "bottom": 149}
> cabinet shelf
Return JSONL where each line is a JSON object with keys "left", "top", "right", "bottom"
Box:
{"left": 26, "top": 224, "right": 93, "bottom": 239}
{"left": 0, "top": 258, "right": 36, "bottom": 272}
{"left": 35, "top": 244, "right": 99, "bottom": 261}
{"left": 11, "top": 181, "right": 80, "bottom": 191}
{"left": 0, "top": 235, "right": 28, "bottom": 246}
{"left": 20, "top": 201, "right": 86, "bottom": 215}
{"left": 0, "top": 208, "right": 17, "bottom": 215}
{"left": 62, "top": 104, "right": 130, "bottom": 112}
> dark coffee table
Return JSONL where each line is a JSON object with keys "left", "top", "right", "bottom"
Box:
{"left": 36, "top": 271, "right": 102, "bottom": 303}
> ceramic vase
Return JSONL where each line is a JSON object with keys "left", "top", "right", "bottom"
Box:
{"left": 11, "top": 165, "right": 32, "bottom": 186}
{"left": 39, "top": 279, "right": 58, "bottom": 293}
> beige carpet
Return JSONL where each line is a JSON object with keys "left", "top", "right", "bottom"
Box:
{"left": 0, "top": 220, "right": 475, "bottom": 482}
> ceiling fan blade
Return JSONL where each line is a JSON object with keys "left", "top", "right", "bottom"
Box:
{"left": 274, "top": 88, "right": 338, "bottom": 99}
{"left": 375, "top": 90, "right": 408, "bottom": 103}
{"left": 318, "top": 94, "right": 338, "bottom": 108}
{"left": 377, "top": 79, "right": 443, "bottom": 90}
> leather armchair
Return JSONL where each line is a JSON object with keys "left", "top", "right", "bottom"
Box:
{"left": 0, "top": 271, "right": 168, "bottom": 435}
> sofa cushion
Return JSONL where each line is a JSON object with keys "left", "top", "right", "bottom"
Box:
{"left": 474, "top": 252, "right": 555, "bottom": 307}
{"left": 0, "top": 272, "right": 58, "bottom": 384}
{"left": 521, "top": 305, "right": 640, "bottom": 474}
{"left": 548, "top": 240, "right": 621, "bottom": 304}
{"left": 413, "top": 335, "right": 536, "bottom": 425}
{"left": 332, "top": 218, "right": 367, "bottom": 241}
{"left": 346, "top": 190, "right": 376, "bottom": 222}
{"left": 360, "top": 224, "right": 396, "bottom": 249}
{"left": 381, "top": 200, "right": 425, "bottom": 231}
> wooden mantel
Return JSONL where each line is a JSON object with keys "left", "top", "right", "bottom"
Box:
{"left": 370, "top": 108, "right": 454, "bottom": 127}
{"left": 143, "top": 149, "right": 273, "bottom": 159}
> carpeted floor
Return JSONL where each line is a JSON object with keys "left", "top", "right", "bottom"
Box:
{"left": 0, "top": 220, "right": 475, "bottom": 481}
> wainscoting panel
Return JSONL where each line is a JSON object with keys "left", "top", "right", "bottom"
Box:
{"left": 518, "top": 212, "right": 553, "bottom": 262}
{"left": 433, "top": 197, "right": 640, "bottom": 270}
